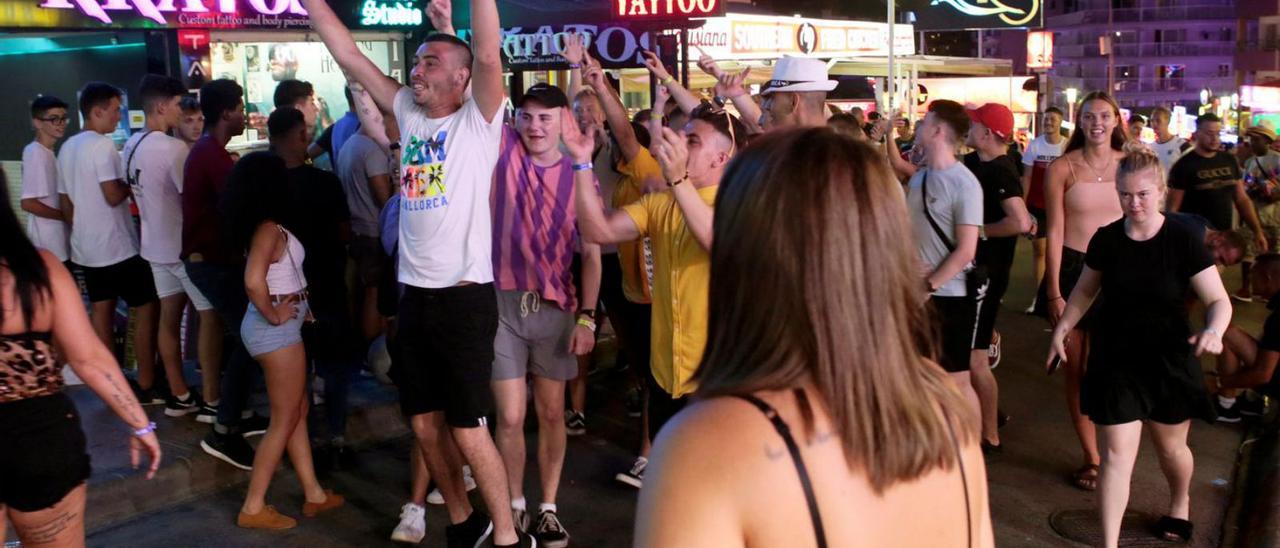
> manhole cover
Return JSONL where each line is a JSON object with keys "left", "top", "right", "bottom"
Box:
{"left": 1050, "top": 508, "right": 1179, "bottom": 546}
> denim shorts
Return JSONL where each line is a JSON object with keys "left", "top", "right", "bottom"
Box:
{"left": 241, "top": 301, "right": 309, "bottom": 357}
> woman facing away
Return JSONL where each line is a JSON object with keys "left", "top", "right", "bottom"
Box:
{"left": 1048, "top": 146, "right": 1229, "bottom": 547}
{"left": 223, "top": 150, "right": 343, "bottom": 530}
{"left": 0, "top": 170, "right": 160, "bottom": 546}
{"left": 636, "top": 127, "right": 993, "bottom": 548}
{"left": 1042, "top": 91, "right": 1127, "bottom": 492}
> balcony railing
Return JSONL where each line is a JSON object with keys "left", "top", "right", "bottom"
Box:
{"left": 1056, "top": 41, "right": 1234, "bottom": 58}
{"left": 1045, "top": 75, "right": 1237, "bottom": 95}
{"left": 1047, "top": 3, "right": 1237, "bottom": 24}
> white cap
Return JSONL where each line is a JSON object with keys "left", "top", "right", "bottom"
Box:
{"left": 760, "top": 56, "right": 838, "bottom": 95}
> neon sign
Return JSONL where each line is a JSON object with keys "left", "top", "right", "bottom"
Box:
{"left": 902, "top": 0, "right": 1041, "bottom": 30}
{"left": 359, "top": 0, "right": 420, "bottom": 26}
{"left": 38, "top": 0, "right": 308, "bottom": 25}
{"left": 613, "top": 0, "right": 721, "bottom": 20}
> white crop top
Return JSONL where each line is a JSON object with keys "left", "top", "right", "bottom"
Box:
{"left": 266, "top": 226, "right": 306, "bottom": 295}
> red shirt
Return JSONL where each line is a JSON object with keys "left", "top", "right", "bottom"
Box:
{"left": 181, "top": 135, "right": 235, "bottom": 263}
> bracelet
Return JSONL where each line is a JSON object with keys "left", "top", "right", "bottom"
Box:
{"left": 576, "top": 317, "right": 597, "bottom": 332}
{"left": 572, "top": 162, "right": 594, "bottom": 172}
{"left": 569, "top": 63, "right": 582, "bottom": 69}
{"left": 578, "top": 309, "right": 596, "bottom": 320}
{"left": 133, "top": 421, "right": 157, "bottom": 437}
{"left": 667, "top": 172, "right": 688, "bottom": 187}
{"left": 660, "top": 76, "right": 674, "bottom": 86}
{"left": 1203, "top": 327, "right": 1221, "bottom": 337}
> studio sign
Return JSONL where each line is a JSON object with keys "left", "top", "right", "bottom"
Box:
{"left": 930, "top": 0, "right": 1039, "bottom": 26}
{"left": 38, "top": 0, "right": 308, "bottom": 25}
{"left": 499, "top": 25, "right": 656, "bottom": 66}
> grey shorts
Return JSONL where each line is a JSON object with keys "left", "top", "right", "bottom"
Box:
{"left": 492, "top": 290, "right": 577, "bottom": 381}
{"left": 241, "top": 301, "right": 308, "bottom": 357}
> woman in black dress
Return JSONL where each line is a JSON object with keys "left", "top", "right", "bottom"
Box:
{"left": 1047, "top": 146, "right": 1231, "bottom": 547}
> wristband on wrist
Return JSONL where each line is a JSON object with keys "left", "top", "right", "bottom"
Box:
{"left": 576, "top": 317, "right": 597, "bottom": 332}
{"left": 572, "top": 162, "right": 594, "bottom": 172}
{"left": 660, "top": 76, "right": 674, "bottom": 86}
{"left": 1203, "top": 327, "right": 1221, "bottom": 337}
{"left": 569, "top": 63, "right": 582, "bottom": 69}
{"left": 133, "top": 421, "right": 157, "bottom": 437}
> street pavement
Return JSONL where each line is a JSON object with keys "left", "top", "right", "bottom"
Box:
{"left": 76, "top": 239, "right": 1266, "bottom": 547}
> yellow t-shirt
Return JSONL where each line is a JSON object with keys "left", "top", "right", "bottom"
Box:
{"left": 622, "top": 184, "right": 717, "bottom": 398}
{"left": 613, "top": 149, "right": 662, "bottom": 304}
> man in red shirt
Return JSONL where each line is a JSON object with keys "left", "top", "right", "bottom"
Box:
{"left": 181, "top": 79, "right": 266, "bottom": 471}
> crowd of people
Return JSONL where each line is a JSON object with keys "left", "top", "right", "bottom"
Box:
{"left": 4, "top": 0, "right": 1280, "bottom": 546}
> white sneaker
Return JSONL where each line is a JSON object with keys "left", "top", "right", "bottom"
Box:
{"left": 391, "top": 502, "right": 426, "bottom": 544}
{"left": 426, "top": 467, "right": 478, "bottom": 505}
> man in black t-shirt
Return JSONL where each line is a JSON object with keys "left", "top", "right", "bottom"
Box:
{"left": 269, "top": 107, "right": 358, "bottom": 463}
{"left": 1169, "top": 114, "right": 1267, "bottom": 255}
{"left": 962, "top": 103, "right": 1031, "bottom": 453}
{"left": 1216, "top": 253, "right": 1280, "bottom": 421}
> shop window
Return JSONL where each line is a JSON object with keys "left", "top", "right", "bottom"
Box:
{"left": 1158, "top": 64, "right": 1185, "bottom": 79}
{"left": 1218, "top": 64, "right": 1231, "bottom": 77}
{"left": 1114, "top": 65, "right": 1135, "bottom": 79}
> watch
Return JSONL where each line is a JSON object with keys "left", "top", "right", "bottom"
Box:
{"left": 578, "top": 309, "right": 596, "bottom": 320}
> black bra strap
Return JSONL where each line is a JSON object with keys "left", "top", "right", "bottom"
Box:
{"left": 734, "top": 393, "right": 828, "bottom": 548}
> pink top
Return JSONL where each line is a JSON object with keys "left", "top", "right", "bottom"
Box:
{"left": 1063, "top": 154, "right": 1124, "bottom": 252}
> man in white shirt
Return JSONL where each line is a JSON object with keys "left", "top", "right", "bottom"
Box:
{"left": 57, "top": 82, "right": 161, "bottom": 401}
{"left": 1021, "top": 107, "right": 1067, "bottom": 312}
{"left": 1150, "top": 106, "right": 1190, "bottom": 176}
{"left": 304, "top": 0, "right": 533, "bottom": 544}
{"left": 20, "top": 95, "right": 71, "bottom": 262}
{"left": 124, "top": 74, "right": 222, "bottom": 421}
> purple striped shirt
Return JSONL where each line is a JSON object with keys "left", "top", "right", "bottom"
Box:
{"left": 490, "top": 126, "right": 590, "bottom": 311}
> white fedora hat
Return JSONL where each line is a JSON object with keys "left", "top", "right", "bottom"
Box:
{"left": 760, "top": 56, "right": 838, "bottom": 95}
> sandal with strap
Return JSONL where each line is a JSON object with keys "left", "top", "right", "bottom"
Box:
{"left": 1155, "top": 515, "right": 1193, "bottom": 543}
{"left": 1070, "top": 464, "right": 1099, "bottom": 491}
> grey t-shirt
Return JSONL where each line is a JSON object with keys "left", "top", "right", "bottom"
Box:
{"left": 906, "top": 162, "right": 984, "bottom": 297}
{"left": 337, "top": 133, "right": 392, "bottom": 238}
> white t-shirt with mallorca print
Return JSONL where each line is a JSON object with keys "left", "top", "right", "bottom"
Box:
{"left": 393, "top": 88, "right": 504, "bottom": 288}
{"left": 21, "top": 141, "right": 69, "bottom": 261}
{"left": 56, "top": 131, "right": 137, "bottom": 268}
{"left": 122, "top": 131, "right": 190, "bottom": 264}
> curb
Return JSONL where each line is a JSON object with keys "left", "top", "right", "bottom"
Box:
{"left": 84, "top": 395, "right": 409, "bottom": 534}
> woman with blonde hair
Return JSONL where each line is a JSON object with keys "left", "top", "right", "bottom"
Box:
{"left": 1042, "top": 91, "right": 1128, "bottom": 491}
{"left": 1048, "top": 146, "right": 1229, "bottom": 546}
{"left": 635, "top": 127, "right": 992, "bottom": 548}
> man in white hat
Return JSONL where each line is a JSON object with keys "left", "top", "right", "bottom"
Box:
{"left": 758, "top": 56, "right": 838, "bottom": 130}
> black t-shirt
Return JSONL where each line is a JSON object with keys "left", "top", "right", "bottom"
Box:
{"left": 1170, "top": 151, "right": 1242, "bottom": 231}
{"left": 1167, "top": 212, "right": 1212, "bottom": 243}
{"left": 285, "top": 165, "right": 350, "bottom": 302}
{"left": 964, "top": 151, "right": 1024, "bottom": 271}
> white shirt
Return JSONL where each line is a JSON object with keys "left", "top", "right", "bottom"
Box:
{"left": 1151, "top": 136, "right": 1189, "bottom": 175}
{"left": 21, "top": 141, "right": 69, "bottom": 261}
{"left": 57, "top": 131, "right": 137, "bottom": 267}
{"left": 122, "top": 130, "right": 190, "bottom": 264}
{"left": 393, "top": 88, "right": 503, "bottom": 288}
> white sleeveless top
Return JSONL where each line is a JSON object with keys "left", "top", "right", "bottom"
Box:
{"left": 266, "top": 226, "right": 306, "bottom": 295}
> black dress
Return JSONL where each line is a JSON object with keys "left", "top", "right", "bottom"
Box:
{"left": 1081, "top": 217, "right": 1217, "bottom": 425}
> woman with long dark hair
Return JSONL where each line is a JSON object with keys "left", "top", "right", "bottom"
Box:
{"left": 0, "top": 171, "right": 160, "bottom": 546}
{"left": 1042, "top": 91, "right": 1127, "bottom": 491}
{"left": 223, "top": 150, "right": 342, "bottom": 529}
{"left": 1048, "top": 147, "right": 1228, "bottom": 546}
{"left": 635, "top": 128, "right": 993, "bottom": 547}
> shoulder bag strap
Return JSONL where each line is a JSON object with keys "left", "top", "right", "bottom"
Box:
{"left": 125, "top": 130, "right": 158, "bottom": 187}
{"left": 733, "top": 393, "right": 828, "bottom": 548}
{"left": 921, "top": 171, "right": 956, "bottom": 252}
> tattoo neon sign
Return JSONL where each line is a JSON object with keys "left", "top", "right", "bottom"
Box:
{"left": 37, "top": 0, "right": 309, "bottom": 25}
{"left": 614, "top": 0, "right": 721, "bottom": 19}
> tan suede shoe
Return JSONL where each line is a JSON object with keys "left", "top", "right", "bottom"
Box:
{"left": 302, "top": 490, "right": 345, "bottom": 517}
{"left": 237, "top": 505, "right": 297, "bottom": 530}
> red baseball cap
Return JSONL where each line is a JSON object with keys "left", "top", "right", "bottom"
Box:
{"left": 966, "top": 103, "right": 1014, "bottom": 141}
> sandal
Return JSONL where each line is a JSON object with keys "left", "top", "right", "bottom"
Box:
{"left": 1070, "top": 464, "right": 1099, "bottom": 491}
{"left": 1154, "top": 515, "right": 1193, "bottom": 543}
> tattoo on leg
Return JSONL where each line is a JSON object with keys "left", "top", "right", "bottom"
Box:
{"left": 21, "top": 509, "right": 78, "bottom": 544}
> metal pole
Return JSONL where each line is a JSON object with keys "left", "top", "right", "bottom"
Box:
{"left": 680, "top": 28, "right": 690, "bottom": 87}
{"left": 887, "top": 0, "right": 895, "bottom": 113}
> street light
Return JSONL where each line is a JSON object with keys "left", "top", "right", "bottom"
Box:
{"left": 1200, "top": 88, "right": 1210, "bottom": 106}
{"left": 1065, "top": 87, "right": 1078, "bottom": 124}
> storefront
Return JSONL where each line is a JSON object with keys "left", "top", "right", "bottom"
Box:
{"left": 0, "top": 0, "right": 419, "bottom": 159}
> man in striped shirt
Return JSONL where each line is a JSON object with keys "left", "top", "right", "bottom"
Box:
{"left": 490, "top": 83, "right": 601, "bottom": 548}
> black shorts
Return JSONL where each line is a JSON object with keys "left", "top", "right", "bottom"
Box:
{"left": 973, "top": 269, "right": 1010, "bottom": 349}
{"left": 0, "top": 393, "right": 92, "bottom": 512}
{"left": 80, "top": 255, "right": 157, "bottom": 306}
{"left": 1029, "top": 205, "right": 1047, "bottom": 239}
{"left": 350, "top": 236, "right": 386, "bottom": 288}
{"left": 394, "top": 283, "right": 498, "bottom": 427}
{"left": 929, "top": 295, "right": 979, "bottom": 373}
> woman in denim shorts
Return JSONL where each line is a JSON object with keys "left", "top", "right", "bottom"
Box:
{"left": 223, "top": 149, "right": 343, "bottom": 530}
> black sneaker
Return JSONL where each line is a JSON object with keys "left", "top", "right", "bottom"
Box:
{"left": 981, "top": 440, "right": 1003, "bottom": 458}
{"left": 512, "top": 508, "right": 530, "bottom": 534}
{"left": 1239, "top": 396, "right": 1267, "bottom": 417}
{"left": 239, "top": 413, "right": 270, "bottom": 437}
{"left": 534, "top": 511, "right": 569, "bottom": 548}
{"left": 128, "top": 378, "right": 165, "bottom": 406}
{"left": 565, "top": 411, "right": 586, "bottom": 436}
{"left": 445, "top": 510, "right": 493, "bottom": 548}
{"left": 1216, "top": 400, "right": 1243, "bottom": 423}
{"left": 200, "top": 430, "right": 255, "bottom": 470}
{"left": 494, "top": 531, "right": 537, "bottom": 548}
{"left": 615, "top": 456, "right": 646, "bottom": 489}
{"left": 624, "top": 388, "right": 642, "bottom": 418}
{"left": 164, "top": 393, "right": 201, "bottom": 417}
{"left": 196, "top": 403, "right": 218, "bottom": 424}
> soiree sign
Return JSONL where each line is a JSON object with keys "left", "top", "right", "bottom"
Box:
{"left": 688, "top": 14, "right": 915, "bottom": 60}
